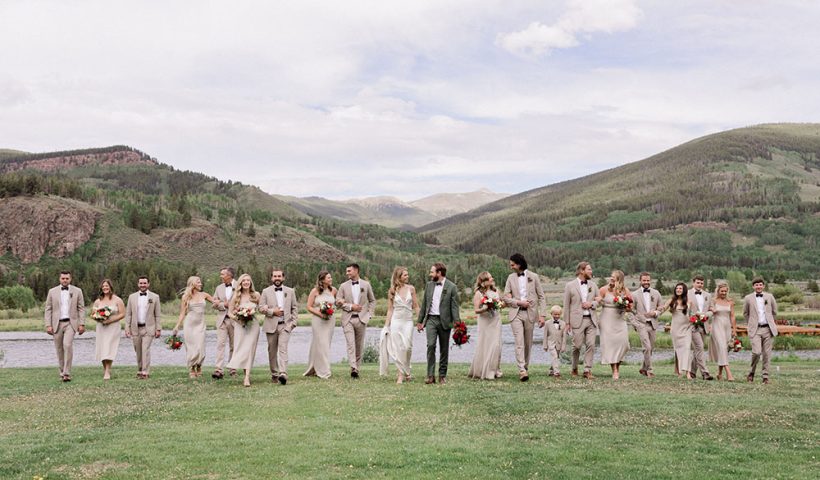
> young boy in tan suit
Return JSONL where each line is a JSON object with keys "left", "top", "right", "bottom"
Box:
{"left": 543, "top": 305, "right": 567, "bottom": 378}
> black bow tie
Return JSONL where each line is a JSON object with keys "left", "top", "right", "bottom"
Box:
{"left": 518, "top": 273, "right": 525, "bottom": 277}
{"left": 351, "top": 281, "right": 359, "bottom": 285}
{"left": 61, "top": 286, "right": 69, "bottom": 291}
{"left": 553, "top": 320, "right": 560, "bottom": 325}
{"left": 694, "top": 291, "right": 702, "bottom": 295}
{"left": 435, "top": 282, "right": 442, "bottom": 286}
{"left": 643, "top": 288, "right": 650, "bottom": 293}
{"left": 274, "top": 287, "right": 283, "bottom": 292}
{"left": 580, "top": 280, "right": 587, "bottom": 285}
{"left": 140, "top": 292, "right": 147, "bottom": 296}
{"left": 756, "top": 293, "right": 763, "bottom": 297}
{"left": 225, "top": 283, "right": 232, "bottom": 288}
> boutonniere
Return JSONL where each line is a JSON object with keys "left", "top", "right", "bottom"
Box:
{"left": 69, "top": 292, "right": 74, "bottom": 298}
{"left": 588, "top": 287, "right": 593, "bottom": 295}
{"left": 765, "top": 299, "right": 768, "bottom": 305}
{"left": 148, "top": 298, "right": 153, "bottom": 304}
{"left": 360, "top": 287, "right": 365, "bottom": 293}
{"left": 527, "top": 277, "right": 533, "bottom": 283}
{"left": 284, "top": 292, "right": 288, "bottom": 298}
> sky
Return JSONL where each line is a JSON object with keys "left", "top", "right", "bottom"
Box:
{"left": 1, "top": 1, "right": 818, "bottom": 200}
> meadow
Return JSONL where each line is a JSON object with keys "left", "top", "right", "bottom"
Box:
{"left": 0, "top": 361, "right": 818, "bottom": 479}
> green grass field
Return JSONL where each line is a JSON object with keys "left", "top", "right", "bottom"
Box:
{"left": 1, "top": 361, "right": 818, "bottom": 479}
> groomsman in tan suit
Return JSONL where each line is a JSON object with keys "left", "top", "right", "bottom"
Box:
{"left": 502, "top": 253, "right": 546, "bottom": 381}
{"left": 259, "top": 269, "right": 299, "bottom": 385}
{"left": 212, "top": 267, "right": 237, "bottom": 379}
{"left": 563, "top": 261, "right": 598, "bottom": 379}
{"left": 688, "top": 275, "right": 714, "bottom": 380}
{"left": 630, "top": 272, "right": 663, "bottom": 378}
{"left": 43, "top": 270, "right": 86, "bottom": 381}
{"left": 336, "top": 263, "right": 376, "bottom": 378}
{"left": 744, "top": 278, "right": 779, "bottom": 384}
{"left": 124, "top": 276, "right": 162, "bottom": 379}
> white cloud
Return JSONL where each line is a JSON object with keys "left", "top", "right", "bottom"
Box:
{"left": 497, "top": 0, "right": 643, "bottom": 56}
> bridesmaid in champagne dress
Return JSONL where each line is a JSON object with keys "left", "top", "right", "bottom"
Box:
{"left": 304, "top": 271, "right": 336, "bottom": 379}
{"left": 227, "top": 273, "right": 261, "bottom": 387}
{"left": 93, "top": 279, "right": 126, "bottom": 380}
{"left": 708, "top": 282, "right": 737, "bottom": 381}
{"left": 468, "top": 271, "right": 504, "bottom": 380}
{"left": 666, "top": 282, "right": 694, "bottom": 379}
{"left": 384, "top": 267, "right": 419, "bottom": 383}
{"left": 173, "top": 276, "right": 216, "bottom": 379}
{"left": 596, "top": 270, "right": 630, "bottom": 380}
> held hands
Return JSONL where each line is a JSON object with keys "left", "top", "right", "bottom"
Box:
{"left": 125, "top": 330, "right": 132, "bottom": 338}
{"left": 538, "top": 317, "right": 545, "bottom": 328}
{"left": 518, "top": 299, "right": 533, "bottom": 308}
{"left": 46, "top": 325, "right": 54, "bottom": 335}
{"left": 78, "top": 325, "right": 85, "bottom": 335}
{"left": 351, "top": 304, "right": 363, "bottom": 312}
{"left": 416, "top": 322, "right": 424, "bottom": 332}
{"left": 155, "top": 329, "right": 162, "bottom": 338}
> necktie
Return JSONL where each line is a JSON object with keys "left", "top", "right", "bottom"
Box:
{"left": 274, "top": 287, "right": 283, "bottom": 292}
{"left": 436, "top": 282, "right": 442, "bottom": 286}
{"left": 518, "top": 273, "right": 525, "bottom": 277}
{"left": 643, "top": 288, "right": 650, "bottom": 293}
{"left": 140, "top": 292, "right": 147, "bottom": 296}
{"left": 553, "top": 320, "right": 560, "bottom": 325}
{"left": 351, "top": 281, "right": 359, "bottom": 285}
{"left": 580, "top": 280, "right": 587, "bottom": 285}
{"left": 225, "top": 283, "right": 232, "bottom": 288}
{"left": 695, "top": 291, "right": 702, "bottom": 295}
{"left": 61, "top": 286, "right": 69, "bottom": 291}
{"left": 756, "top": 293, "right": 763, "bottom": 297}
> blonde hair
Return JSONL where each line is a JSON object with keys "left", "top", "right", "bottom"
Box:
{"left": 550, "top": 305, "right": 562, "bottom": 315}
{"left": 180, "top": 276, "right": 200, "bottom": 306}
{"left": 388, "top": 267, "right": 407, "bottom": 300}
{"left": 714, "top": 281, "right": 732, "bottom": 302}
{"left": 607, "top": 270, "right": 627, "bottom": 295}
{"left": 230, "top": 273, "right": 261, "bottom": 311}
{"left": 474, "top": 271, "right": 496, "bottom": 293}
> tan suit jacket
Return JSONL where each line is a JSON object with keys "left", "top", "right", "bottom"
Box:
{"left": 259, "top": 285, "right": 298, "bottom": 333}
{"left": 44, "top": 285, "right": 85, "bottom": 331}
{"left": 563, "top": 278, "right": 599, "bottom": 329}
{"left": 213, "top": 280, "right": 238, "bottom": 327}
{"left": 743, "top": 292, "right": 779, "bottom": 337}
{"left": 631, "top": 287, "right": 663, "bottom": 330}
{"left": 335, "top": 279, "right": 376, "bottom": 325}
{"left": 124, "top": 291, "right": 162, "bottom": 334}
{"left": 503, "top": 271, "right": 546, "bottom": 321}
{"left": 543, "top": 318, "right": 567, "bottom": 351}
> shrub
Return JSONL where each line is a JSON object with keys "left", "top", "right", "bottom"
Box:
{"left": 0, "top": 285, "right": 37, "bottom": 312}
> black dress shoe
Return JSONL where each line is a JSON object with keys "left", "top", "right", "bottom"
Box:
{"left": 702, "top": 374, "right": 714, "bottom": 381}
{"left": 278, "top": 375, "right": 288, "bottom": 385}
{"left": 212, "top": 371, "right": 224, "bottom": 379}
{"left": 351, "top": 369, "right": 359, "bottom": 378}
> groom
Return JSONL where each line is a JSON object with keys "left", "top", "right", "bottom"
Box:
{"left": 417, "top": 262, "right": 460, "bottom": 385}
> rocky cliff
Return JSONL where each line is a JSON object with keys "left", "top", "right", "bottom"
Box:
{"left": 0, "top": 196, "right": 99, "bottom": 263}
{"left": 0, "top": 148, "right": 155, "bottom": 174}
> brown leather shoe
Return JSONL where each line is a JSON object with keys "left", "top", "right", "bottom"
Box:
{"left": 439, "top": 376, "right": 447, "bottom": 385}
{"left": 746, "top": 374, "right": 754, "bottom": 383}
{"left": 762, "top": 378, "right": 770, "bottom": 385}
{"left": 571, "top": 369, "right": 579, "bottom": 377}
{"left": 582, "top": 371, "right": 594, "bottom": 379}
{"left": 519, "top": 370, "right": 529, "bottom": 382}
{"left": 425, "top": 376, "right": 436, "bottom": 384}
{"left": 639, "top": 369, "right": 648, "bottom": 376}
{"left": 646, "top": 372, "right": 655, "bottom": 378}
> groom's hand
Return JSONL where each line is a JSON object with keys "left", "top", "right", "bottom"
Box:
{"left": 416, "top": 322, "right": 424, "bottom": 332}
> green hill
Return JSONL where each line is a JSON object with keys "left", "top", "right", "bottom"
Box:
{"left": 419, "top": 124, "right": 820, "bottom": 279}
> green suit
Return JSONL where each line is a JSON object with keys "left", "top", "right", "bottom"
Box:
{"left": 418, "top": 278, "right": 460, "bottom": 378}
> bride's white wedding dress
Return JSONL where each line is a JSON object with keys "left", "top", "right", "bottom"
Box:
{"left": 383, "top": 291, "right": 414, "bottom": 376}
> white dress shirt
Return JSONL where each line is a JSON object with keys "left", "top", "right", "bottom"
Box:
{"left": 59, "top": 288, "right": 71, "bottom": 319}
{"left": 642, "top": 290, "right": 652, "bottom": 316}
{"left": 225, "top": 284, "right": 234, "bottom": 302}
{"left": 137, "top": 293, "right": 149, "bottom": 325}
{"left": 275, "top": 289, "right": 285, "bottom": 313}
{"left": 429, "top": 279, "right": 445, "bottom": 315}
{"left": 351, "top": 281, "right": 361, "bottom": 305}
{"left": 578, "top": 278, "right": 590, "bottom": 316}
{"left": 517, "top": 271, "right": 528, "bottom": 301}
{"left": 694, "top": 291, "right": 705, "bottom": 313}
{"left": 755, "top": 295, "right": 767, "bottom": 326}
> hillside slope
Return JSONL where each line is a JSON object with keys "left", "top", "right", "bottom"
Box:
{"left": 420, "top": 124, "right": 820, "bottom": 278}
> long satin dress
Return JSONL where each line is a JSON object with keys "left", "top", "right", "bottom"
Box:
{"left": 708, "top": 304, "right": 732, "bottom": 366}
{"left": 227, "top": 300, "right": 261, "bottom": 371}
{"left": 94, "top": 303, "right": 121, "bottom": 362}
{"left": 183, "top": 301, "right": 207, "bottom": 369}
{"left": 388, "top": 291, "right": 415, "bottom": 376}
{"left": 670, "top": 305, "right": 693, "bottom": 373}
{"left": 468, "top": 290, "right": 502, "bottom": 379}
{"left": 304, "top": 291, "right": 335, "bottom": 379}
{"left": 598, "top": 293, "right": 629, "bottom": 364}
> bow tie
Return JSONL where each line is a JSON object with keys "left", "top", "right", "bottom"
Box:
{"left": 694, "top": 291, "right": 702, "bottom": 295}
{"left": 140, "top": 292, "right": 147, "bottom": 296}
{"left": 756, "top": 293, "right": 763, "bottom": 297}
{"left": 61, "top": 286, "right": 69, "bottom": 291}
{"left": 351, "top": 281, "right": 359, "bottom": 285}
{"left": 518, "top": 273, "right": 525, "bottom": 277}
{"left": 643, "top": 288, "right": 650, "bottom": 293}
{"left": 225, "top": 283, "right": 233, "bottom": 288}
{"left": 274, "top": 287, "right": 283, "bottom": 292}
{"left": 580, "top": 280, "right": 587, "bottom": 285}
{"left": 435, "top": 282, "right": 442, "bottom": 286}
{"left": 553, "top": 320, "right": 560, "bottom": 325}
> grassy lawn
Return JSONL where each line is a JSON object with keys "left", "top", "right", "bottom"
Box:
{"left": 1, "top": 361, "right": 818, "bottom": 479}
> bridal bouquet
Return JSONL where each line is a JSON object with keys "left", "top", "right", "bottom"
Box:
{"left": 612, "top": 295, "right": 634, "bottom": 312}
{"left": 729, "top": 336, "right": 743, "bottom": 353}
{"left": 320, "top": 301, "right": 335, "bottom": 318}
{"left": 481, "top": 295, "right": 502, "bottom": 310}
{"left": 452, "top": 321, "right": 470, "bottom": 347}
{"left": 689, "top": 313, "right": 708, "bottom": 328}
{"left": 91, "top": 305, "right": 113, "bottom": 322}
{"left": 235, "top": 306, "right": 256, "bottom": 326}
{"left": 165, "top": 334, "right": 183, "bottom": 350}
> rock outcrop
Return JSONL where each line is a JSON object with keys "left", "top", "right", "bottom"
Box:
{"left": 0, "top": 196, "right": 99, "bottom": 263}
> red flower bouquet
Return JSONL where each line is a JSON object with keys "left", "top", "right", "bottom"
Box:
{"left": 320, "top": 301, "right": 335, "bottom": 318}
{"left": 613, "top": 295, "right": 634, "bottom": 312}
{"left": 91, "top": 306, "right": 113, "bottom": 322}
{"left": 165, "top": 334, "right": 183, "bottom": 350}
{"left": 452, "top": 321, "right": 470, "bottom": 347}
{"left": 689, "top": 314, "right": 707, "bottom": 328}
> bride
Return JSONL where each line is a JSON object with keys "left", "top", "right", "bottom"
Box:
{"left": 383, "top": 267, "right": 419, "bottom": 384}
